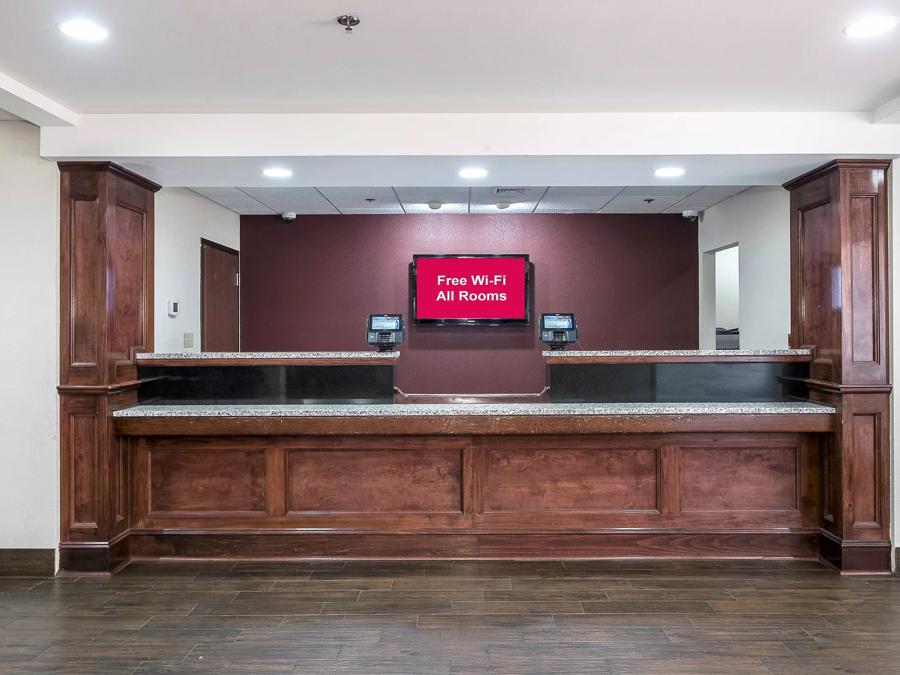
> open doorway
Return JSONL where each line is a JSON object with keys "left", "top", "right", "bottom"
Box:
{"left": 714, "top": 245, "right": 740, "bottom": 350}
{"left": 201, "top": 239, "right": 240, "bottom": 351}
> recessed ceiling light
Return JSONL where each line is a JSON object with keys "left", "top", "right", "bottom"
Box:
{"left": 459, "top": 167, "right": 488, "bottom": 180}
{"left": 844, "top": 15, "right": 899, "bottom": 39}
{"left": 262, "top": 167, "right": 292, "bottom": 179}
{"left": 59, "top": 18, "right": 109, "bottom": 42}
{"left": 654, "top": 166, "right": 685, "bottom": 178}
{"left": 496, "top": 202, "right": 511, "bottom": 210}
{"left": 428, "top": 202, "right": 443, "bottom": 210}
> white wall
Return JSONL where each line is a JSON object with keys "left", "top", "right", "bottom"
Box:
{"left": 0, "top": 121, "right": 59, "bottom": 549}
{"left": 714, "top": 246, "right": 740, "bottom": 330}
{"left": 154, "top": 188, "right": 240, "bottom": 352}
{"left": 698, "top": 186, "right": 790, "bottom": 350}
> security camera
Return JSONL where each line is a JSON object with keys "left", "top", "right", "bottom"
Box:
{"left": 682, "top": 209, "right": 700, "bottom": 222}
{"left": 281, "top": 212, "right": 297, "bottom": 223}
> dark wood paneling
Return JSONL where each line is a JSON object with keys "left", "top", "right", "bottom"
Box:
{"left": 150, "top": 449, "right": 267, "bottom": 513}
{"left": 679, "top": 447, "right": 798, "bottom": 512}
{"left": 126, "top": 531, "right": 817, "bottom": 561}
{"left": 477, "top": 532, "right": 817, "bottom": 559}
{"left": 797, "top": 197, "right": 841, "bottom": 380}
{"left": 785, "top": 159, "right": 892, "bottom": 574}
{"left": 96, "top": 430, "right": 821, "bottom": 569}
{"left": 848, "top": 195, "right": 877, "bottom": 364}
{"left": 484, "top": 448, "right": 658, "bottom": 512}
{"left": 286, "top": 448, "right": 463, "bottom": 513}
{"left": 106, "top": 202, "right": 148, "bottom": 363}
{"left": 58, "top": 162, "right": 160, "bottom": 572}
{"left": 129, "top": 532, "right": 480, "bottom": 559}
{"left": 841, "top": 392, "right": 890, "bottom": 540}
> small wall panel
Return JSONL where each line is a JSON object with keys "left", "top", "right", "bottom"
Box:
{"left": 484, "top": 448, "right": 658, "bottom": 512}
{"left": 849, "top": 195, "right": 877, "bottom": 364}
{"left": 150, "top": 449, "right": 267, "bottom": 513}
{"left": 70, "top": 198, "right": 102, "bottom": 369}
{"left": 69, "top": 409, "right": 100, "bottom": 530}
{"left": 797, "top": 200, "right": 841, "bottom": 380}
{"left": 107, "top": 204, "right": 147, "bottom": 360}
{"left": 849, "top": 413, "right": 880, "bottom": 529}
{"left": 287, "top": 448, "right": 462, "bottom": 513}
{"left": 680, "top": 447, "right": 797, "bottom": 512}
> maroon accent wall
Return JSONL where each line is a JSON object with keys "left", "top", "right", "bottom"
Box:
{"left": 240, "top": 214, "right": 698, "bottom": 394}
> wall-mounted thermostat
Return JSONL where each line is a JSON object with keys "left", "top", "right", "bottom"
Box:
{"left": 167, "top": 299, "right": 180, "bottom": 317}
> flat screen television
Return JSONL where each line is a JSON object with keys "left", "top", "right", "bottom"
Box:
{"left": 411, "top": 254, "right": 530, "bottom": 325}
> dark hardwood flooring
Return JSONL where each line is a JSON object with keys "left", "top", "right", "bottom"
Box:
{"left": 1, "top": 559, "right": 899, "bottom": 673}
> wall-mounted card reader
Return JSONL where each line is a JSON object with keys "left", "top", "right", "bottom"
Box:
{"left": 167, "top": 299, "right": 180, "bottom": 317}
{"left": 367, "top": 314, "right": 405, "bottom": 352}
{"left": 540, "top": 313, "right": 577, "bottom": 350}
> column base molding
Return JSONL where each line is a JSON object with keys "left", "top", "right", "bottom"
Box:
{"left": 58, "top": 534, "right": 130, "bottom": 575}
{"left": 818, "top": 530, "right": 892, "bottom": 575}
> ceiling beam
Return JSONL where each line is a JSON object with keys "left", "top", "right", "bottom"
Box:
{"left": 41, "top": 111, "right": 900, "bottom": 159}
{"left": 873, "top": 94, "right": 900, "bottom": 124}
{"left": 0, "top": 70, "right": 77, "bottom": 127}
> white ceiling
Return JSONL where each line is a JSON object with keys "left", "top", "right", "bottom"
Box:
{"left": 0, "top": 107, "right": 21, "bottom": 120}
{"left": 192, "top": 184, "right": 748, "bottom": 215}
{"left": 1, "top": 1, "right": 899, "bottom": 114}
{"left": 115, "top": 153, "right": 851, "bottom": 190}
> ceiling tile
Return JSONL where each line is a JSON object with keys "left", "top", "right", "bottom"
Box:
{"left": 240, "top": 187, "right": 338, "bottom": 214}
{"left": 469, "top": 186, "right": 545, "bottom": 213}
{"left": 534, "top": 186, "right": 623, "bottom": 213}
{"left": 317, "top": 187, "right": 403, "bottom": 214}
{"left": 620, "top": 185, "right": 700, "bottom": 198}
{"left": 599, "top": 195, "right": 684, "bottom": 214}
{"left": 395, "top": 187, "right": 470, "bottom": 214}
{"left": 190, "top": 187, "right": 275, "bottom": 215}
{"left": 662, "top": 186, "right": 749, "bottom": 212}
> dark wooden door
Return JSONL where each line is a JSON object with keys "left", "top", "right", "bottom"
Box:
{"left": 201, "top": 240, "right": 240, "bottom": 351}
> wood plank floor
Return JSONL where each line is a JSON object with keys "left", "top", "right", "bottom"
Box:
{"left": 1, "top": 559, "right": 899, "bottom": 673}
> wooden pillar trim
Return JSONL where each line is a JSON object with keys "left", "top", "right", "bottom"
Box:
{"left": 58, "top": 162, "right": 160, "bottom": 572}
{"left": 784, "top": 158, "right": 892, "bottom": 574}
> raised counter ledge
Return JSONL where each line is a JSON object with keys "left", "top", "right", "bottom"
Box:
{"left": 543, "top": 349, "right": 812, "bottom": 364}
{"left": 114, "top": 401, "right": 833, "bottom": 418}
{"left": 135, "top": 351, "right": 400, "bottom": 367}
{"left": 113, "top": 401, "right": 836, "bottom": 436}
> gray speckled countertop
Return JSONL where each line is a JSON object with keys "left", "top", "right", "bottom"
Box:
{"left": 136, "top": 351, "right": 400, "bottom": 360}
{"left": 114, "top": 402, "right": 835, "bottom": 418}
{"left": 542, "top": 349, "right": 811, "bottom": 357}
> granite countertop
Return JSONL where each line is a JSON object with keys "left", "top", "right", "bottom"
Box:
{"left": 136, "top": 351, "right": 400, "bottom": 361}
{"left": 114, "top": 401, "right": 836, "bottom": 418}
{"left": 542, "top": 349, "right": 812, "bottom": 357}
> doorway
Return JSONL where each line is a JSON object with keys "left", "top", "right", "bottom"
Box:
{"left": 201, "top": 239, "right": 240, "bottom": 351}
{"left": 714, "top": 245, "right": 740, "bottom": 350}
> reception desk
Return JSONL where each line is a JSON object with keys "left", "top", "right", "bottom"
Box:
{"left": 55, "top": 160, "right": 893, "bottom": 576}
{"left": 65, "top": 348, "right": 849, "bottom": 572}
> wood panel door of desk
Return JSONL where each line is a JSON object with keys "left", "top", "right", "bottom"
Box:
{"left": 201, "top": 239, "right": 240, "bottom": 352}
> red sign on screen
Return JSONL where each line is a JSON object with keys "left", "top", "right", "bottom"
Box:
{"left": 414, "top": 255, "right": 528, "bottom": 322}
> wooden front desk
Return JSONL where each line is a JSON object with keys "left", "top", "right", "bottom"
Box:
{"left": 96, "top": 405, "right": 837, "bottom": 570}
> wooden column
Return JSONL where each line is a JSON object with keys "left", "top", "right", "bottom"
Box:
{"left": 784, "top": 159, "right": 892, "bottom": 573}
{"left": 58, "top": 162, "right": 160, "bottom": 572}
